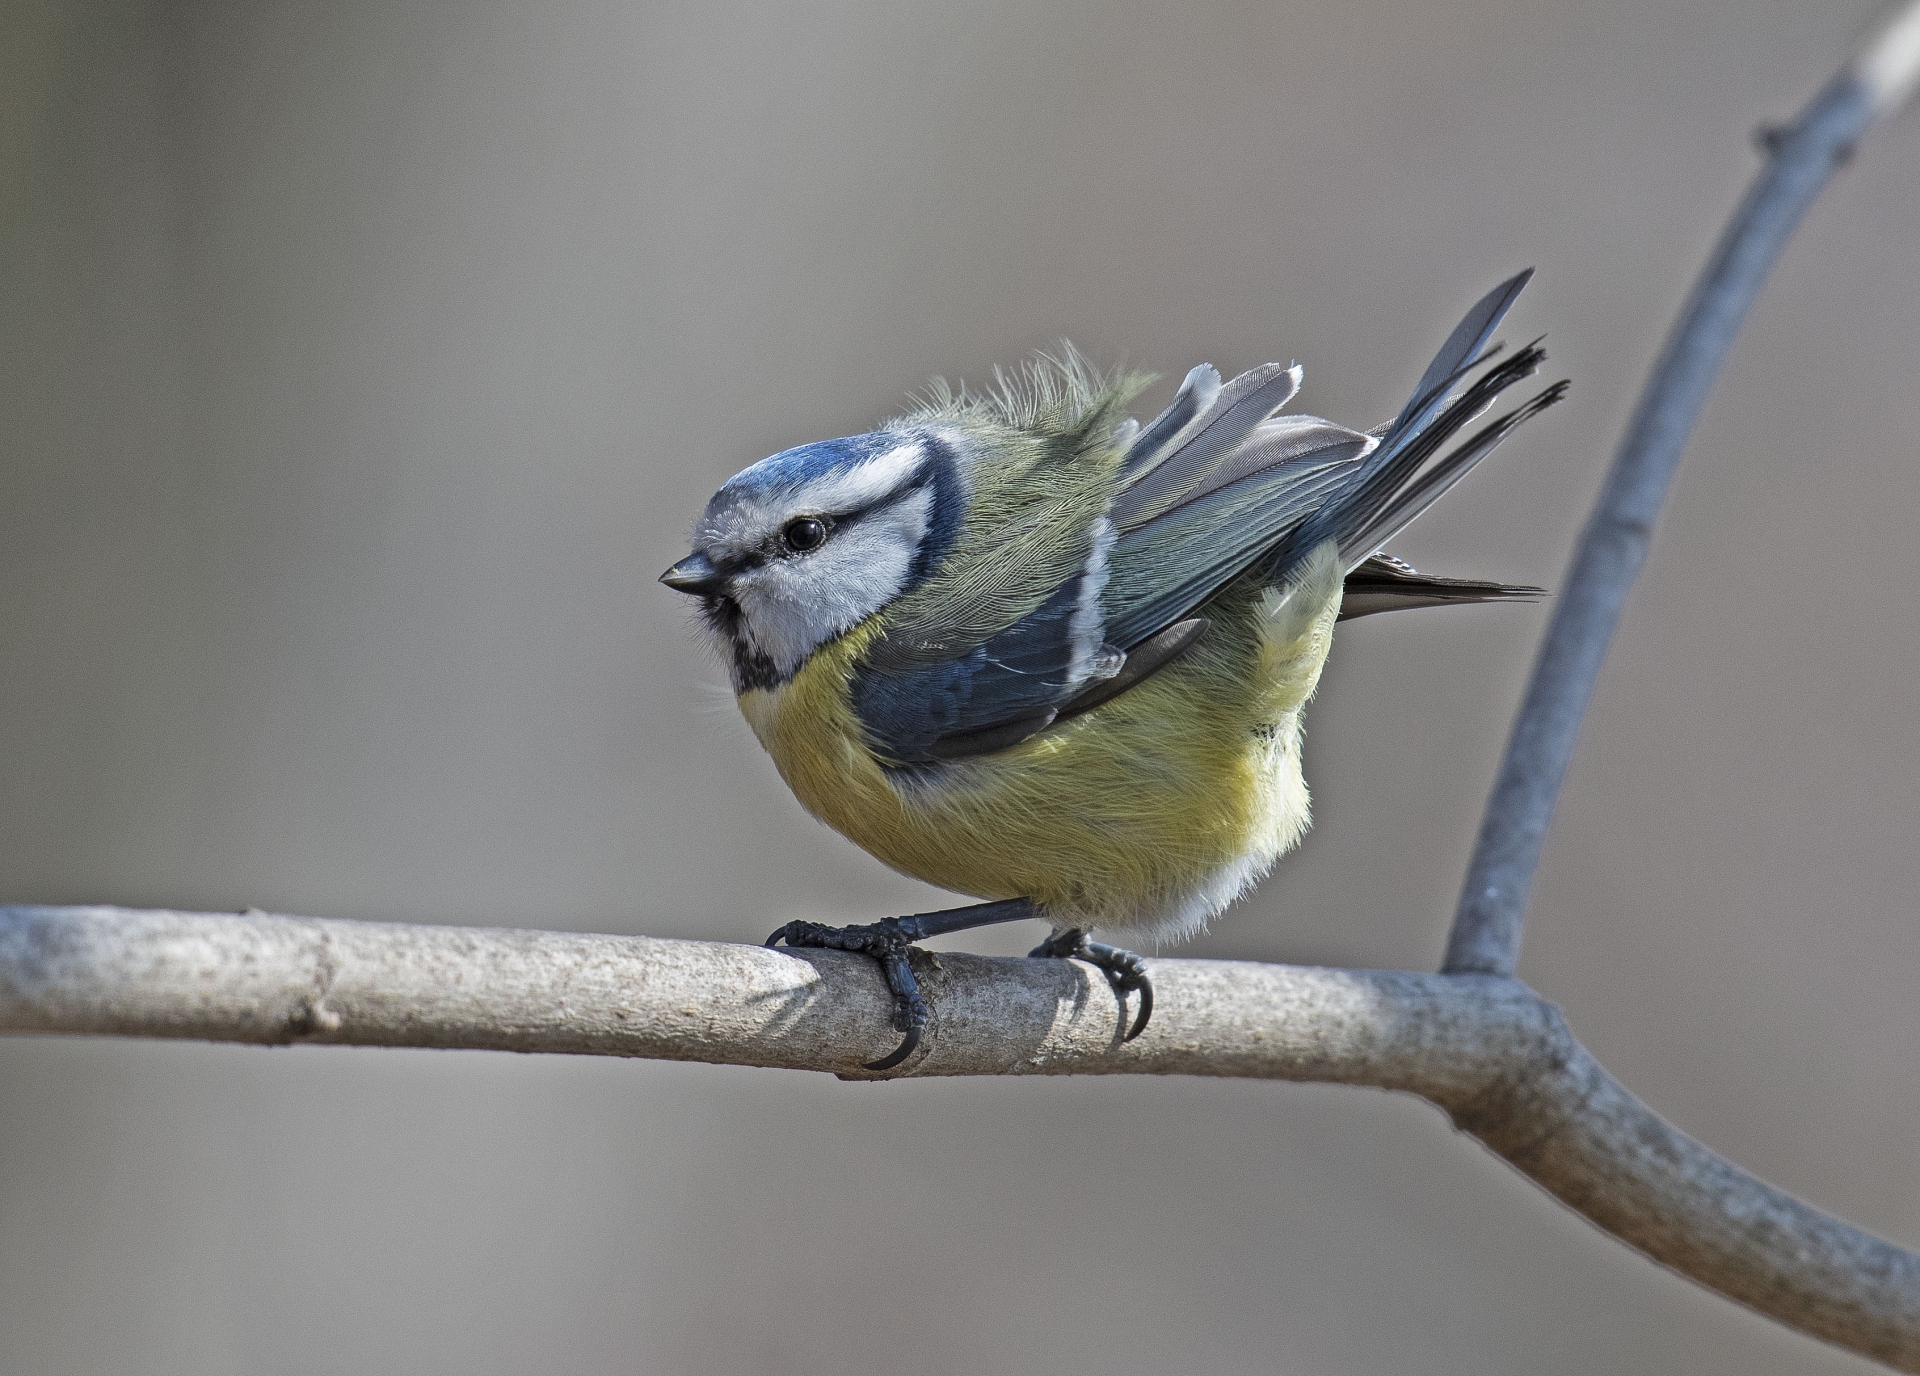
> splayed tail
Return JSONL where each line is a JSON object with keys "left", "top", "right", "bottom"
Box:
{"left": 1265, "top": 271, "right": 1570, "bottom": 588}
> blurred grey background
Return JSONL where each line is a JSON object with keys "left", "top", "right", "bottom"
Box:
{"left": 4, "top": 1, "right": 1918, "bottom": 1372}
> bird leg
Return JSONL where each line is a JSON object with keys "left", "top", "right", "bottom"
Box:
{"left": 766, "top": 897, "right": 1036, "bottom": 1071}
{"left": 1029, "top": 928, "right": 1154, "bottom": 1041}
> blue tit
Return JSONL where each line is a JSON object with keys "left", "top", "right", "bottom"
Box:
{"left": 663, "top": 271, "right": 1566, "bottom": 1069}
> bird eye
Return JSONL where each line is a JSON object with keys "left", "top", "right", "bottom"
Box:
{"left": 782, "top": 516, "right": 828, "bottom": 552}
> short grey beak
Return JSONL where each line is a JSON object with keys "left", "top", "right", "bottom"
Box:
{"left": 659, "top": 551, "right": 726, "bottom": 595}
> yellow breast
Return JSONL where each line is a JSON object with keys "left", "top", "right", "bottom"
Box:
{"left": 737, "top": 549, "right": 1344, "bottom": 939}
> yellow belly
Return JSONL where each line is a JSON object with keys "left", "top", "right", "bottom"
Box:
{"left": 738, "top": 551, "right": 1344, "bottom": 940}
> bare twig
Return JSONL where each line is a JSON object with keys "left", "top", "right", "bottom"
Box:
{"left": 1445, "top": 1, "right": 1920, "bottom": 976}
{"left": 3, "top": 903, "right": 1917, "bottom": 1369}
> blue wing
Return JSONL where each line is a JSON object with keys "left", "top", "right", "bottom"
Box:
{"left": 853, "top": 574, "right": 1093, "bottom": 764}
{"left": 851, "top": 426, "right": 1367, "bottom": 766}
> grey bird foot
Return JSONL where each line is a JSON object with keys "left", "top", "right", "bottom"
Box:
{"left": 765, "top": 897, "right": 1037, "bottom": 1073}
{"left": 1029, "top": 928, "right": 1154, "bottom": 1040}
{"left": 766, "top": 917, "right": 931, "bottom": 1071}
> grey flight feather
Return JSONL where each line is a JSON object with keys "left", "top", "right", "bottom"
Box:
{"left": 1121, "top": 365, "right": 1221, "bottom": 476}
{"left": 1110, "top": 363, "right": 1303, "bottom": 527}
{"left": 1381, "top": 268, "right": 1533, "bottom": 450}
{"left": 1163, "top": 414, "right": 1375, "bottom": 516}
{"left": 1099, "top": 454, "right": 1356, "bottom": 652}
{"left": 849, "top": 275, "right": 1565, "bottom": 767}
{"left": 1264, "top": 340, "right": 1561, "bottom": 581}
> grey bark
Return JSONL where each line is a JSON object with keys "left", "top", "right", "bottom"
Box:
{"left": 3, "top": 903, "right": 1917, "bottom": 1370}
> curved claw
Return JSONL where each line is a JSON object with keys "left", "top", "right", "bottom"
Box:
{"left": 868, "top": 944, "right": 929, "bottom": 1070}
{"left": 1124, "top": 976, "right": 1153, "bottom": 1040}
{"left": 1089, "top": 950, "right": 1153, "bottom": 1041}
{"left": 764, "top": 917, "right": 929, "bottom": 1072}
{"left": 1031, "top": 930, "right": 1155, "bottom": 1040}
{"left": 862, "top": 1024, "right": 922, "bottom": 1072}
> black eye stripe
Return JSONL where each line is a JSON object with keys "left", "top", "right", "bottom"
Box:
{"left": 772, "top": 477, "right": 928, "bottom": 552}
{"left": 728, "top": 459, "right": 939, "bottom": 568}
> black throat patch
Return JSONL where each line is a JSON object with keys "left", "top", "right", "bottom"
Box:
{"left": 700, "top": 594, "right": 783, "bottom": 692}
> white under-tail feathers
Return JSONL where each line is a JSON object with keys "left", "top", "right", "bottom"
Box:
{"left": 1261, "top": 539, "right": 1347, "bottom": 650}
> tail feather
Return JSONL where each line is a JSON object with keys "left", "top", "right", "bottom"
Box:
{"left": 1346, "top": 377, "right": 1569, "bottom": 563}
{"left": 1379, "top": 268, "right": 1533, "bottom": 450}
{"left": 1338, "top": 553, "right": 1543, "bottom": 621}
{"left": 1263, "top": 339, "right": 1565, "bottom": 581}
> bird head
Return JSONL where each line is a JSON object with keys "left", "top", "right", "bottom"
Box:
{"left": 662, "top": 430, "right": 966, "bottom": 690}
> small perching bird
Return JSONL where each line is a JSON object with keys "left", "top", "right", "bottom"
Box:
{"left": 663, "top": 273, "right": 1566, "bottom": 1069}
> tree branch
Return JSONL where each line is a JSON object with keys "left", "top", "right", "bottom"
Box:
{"left": 3, "top": 902, "right": 1917, "bottom": 1369}
{"left": 6, "top": 7, "right": 1920, "bottom": 1373}
{"left": 1444, "top": 0, "right": 1920, "bottom": 976}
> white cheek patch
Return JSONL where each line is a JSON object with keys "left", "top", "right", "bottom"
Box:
{"left": 734, "top": 487, "right": 933, "bottom": 675}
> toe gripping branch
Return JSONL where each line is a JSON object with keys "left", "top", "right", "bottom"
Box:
{"left": 1030, "top": 928, "right": 1154, "bottom": 1042}
{"left": 765, "top": 898, "right": 1036, "bottom": 1072}
{"left": 766, "top": 916, "right": 933, "bottom": 1071}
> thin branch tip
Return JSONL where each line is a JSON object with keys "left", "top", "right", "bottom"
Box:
{"left": 1443, "top": 16, "right": 1911, "bottom": 980}
{"left": 1856, "top": 0, "right": 1920, "bottom": 115}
